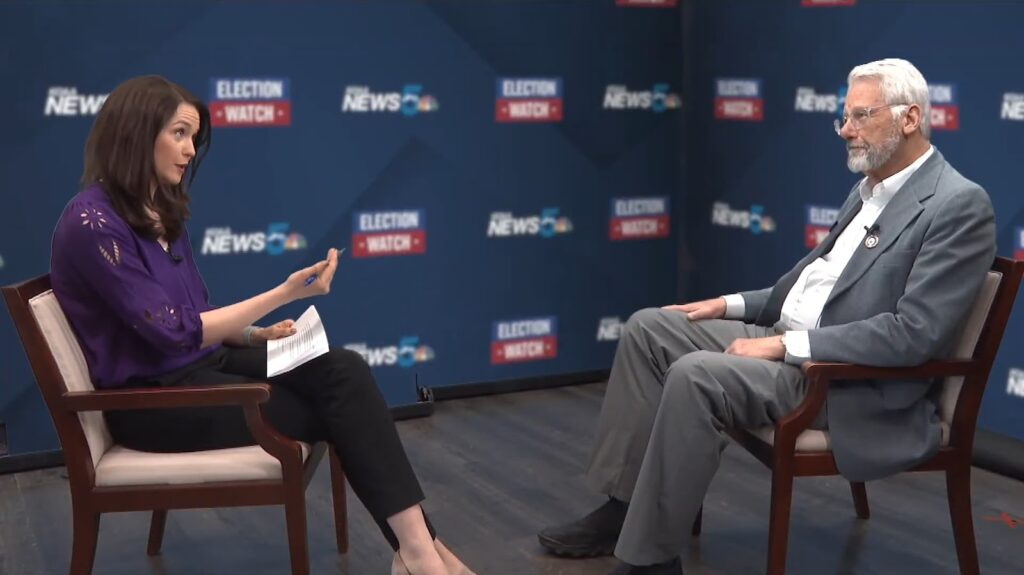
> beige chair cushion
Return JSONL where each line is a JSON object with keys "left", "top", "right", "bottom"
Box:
{"left": 939, "top": 270, "right": 1001, "bottom": 423}
{"left": 94, "top": 443, "right": 311, "bottom": 487}
{"left": 750, "top": 423, "right": 950, "bottom": 452}
{"left": 30, "top": 290, "right": 112, "bottom": 467}
{"left": 31, "top": 289, "right": 308, "bottom": 486}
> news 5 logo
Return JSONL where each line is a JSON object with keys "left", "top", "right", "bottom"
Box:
{"left": 491, "top": 317, "right": 557, "bottom": 364}
{"left": 44, "top": 86, "right": 107, "bottom": 117}
{"left": 1002, "top": 93, "right": 1024, "bottom": 121}
{"left": 597, "top": 317, "right": 623, "bottom": 342}
{"left": 1006, "top": 367, "right": 1024, "bottom": 399}
{"left": 209, "top": 78, "right": 291, "bottom": 127}
{"left": 603, "top": 84, "right": 681, "bottom": 113}
{"left": 487, "top": 208, "right": 573, "bottom": 238}
{"left": 714, "top": 78, "right": 763, "bottom": 121}
{"left": 341, "top": 85, "right": 439, "bottom": 116}
{"left": 345, "top": 337, "right": 435, "bottom": 368}
{"left": 352, "top": 210, "right": 426, "bottom": 258}
{"left": 496, "top": 78, "right": 563, "bottom": 123}
{"left": 711, "top": 202, "right": 776, "bottom": 234}
{"left": 794, "top": 86, "right": 840, "bottom": 114}
{"left": 201, "top": 223, "right": 307, "bottom": 256}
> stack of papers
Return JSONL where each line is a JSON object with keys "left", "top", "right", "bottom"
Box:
{"left": 266, "top": 305, "right": 330, "bottom": 377}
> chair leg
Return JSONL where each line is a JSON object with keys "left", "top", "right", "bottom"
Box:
{"left": 850, "top": 482, "right": 870, "bottom": 520}
{"left": 147, "top": 510, "right": 167, "bottom": 556}
{"left": 692, "top": 504, "right": 703, "bottom": 536}
{"left": 70, "top": 503, "right": 99, "bottom": 575}
{"left": 946, "top": 465, "right": 980, "bottom": 575}
{"left": 766, "top": 467, "right": 795, "bottom": 575}
{"left": 329, "top": 449, "right": 349, "bottom": 553}
{"left": 284, "top": 482, "right": 310, "bottom": 575}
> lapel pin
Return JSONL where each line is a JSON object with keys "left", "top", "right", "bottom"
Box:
{"left": 863, "top": 224, "right": 880, "bottom": 249}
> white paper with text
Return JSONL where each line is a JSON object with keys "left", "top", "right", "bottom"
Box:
{"left": 266, "top": 305, "right": 330, "bottom": 377}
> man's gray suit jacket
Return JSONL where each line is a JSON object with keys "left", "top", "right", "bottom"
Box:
{"left": 739, "top": 149, "right": 996, "bottom": 481}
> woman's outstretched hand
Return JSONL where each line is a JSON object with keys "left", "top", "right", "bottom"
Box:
{"left": 284, "top": 248, "right": 340, "bottom": 300}
{"left": 252, "top": 320, "right": 297, "bottom": 344}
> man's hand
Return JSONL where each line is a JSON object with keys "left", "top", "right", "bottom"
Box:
{"left": 725, "top": 336, "right": 785, "bottom": 361}
{"left": 663, "top": 297, "right": 727, "bottom": 321}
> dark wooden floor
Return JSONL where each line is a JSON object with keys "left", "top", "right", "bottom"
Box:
{"left": 2, "top": 383, "right": 1023, "bottom": 574}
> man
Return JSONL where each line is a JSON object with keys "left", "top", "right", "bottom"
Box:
{"left": 538, "top": 58, "right": 996, "bottom": 574}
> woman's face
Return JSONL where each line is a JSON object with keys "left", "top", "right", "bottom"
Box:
{"left": 152, "top": 102, "right": 200, "bottom": 188}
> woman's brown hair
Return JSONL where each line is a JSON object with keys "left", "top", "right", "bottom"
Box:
{"left": 81, "top": 75, "right": 211, "bottom": 242}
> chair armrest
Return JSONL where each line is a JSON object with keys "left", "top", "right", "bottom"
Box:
{"left": 63, "top": 383, "right": 308, "bottom": 469}
{"left": 61, "top": 383, "right": 271, "bottom": 412}
{"left": 801, "top": 359, "right": 978, "bottom": 383}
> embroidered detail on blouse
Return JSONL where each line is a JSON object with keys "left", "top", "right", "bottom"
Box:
{"left": 142, "top": 305, "right": 182, "bottom": 329}
{"left": 97, "top": 240, "right": 121, "bottom": 266}
{"left": 80, "top": 208, "right": 107, "bottom": 230}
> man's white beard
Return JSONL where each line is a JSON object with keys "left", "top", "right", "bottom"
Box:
{"left": 847, "top": 126, "right": 901, "bottom": 173}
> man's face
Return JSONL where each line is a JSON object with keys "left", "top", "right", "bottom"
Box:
{"left": 840, "top": 80, "right": 903, "bottom": 174}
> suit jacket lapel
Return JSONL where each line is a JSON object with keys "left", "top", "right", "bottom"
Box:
{"left": 814, "top": 197, "right": 862, "bottom": 259}
{"left": 824, "top": 150, "right": 945, "bottom": 307}
{"left": 756, "top": 190, "right": 863, "bottom": 325}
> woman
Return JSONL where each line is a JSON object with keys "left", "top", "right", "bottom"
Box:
{"left": 49, "top": 75, "right": 474, "bottom": 575}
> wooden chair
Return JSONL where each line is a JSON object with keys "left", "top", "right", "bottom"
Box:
{"left": 693, "top": 256, "right": 1024, "bottom": 575}
{"left": 3, "top": 275, "right": 350, "bottom": 575}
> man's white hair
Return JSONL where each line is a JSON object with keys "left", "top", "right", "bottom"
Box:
{"left": 848, "top": 58, "right": 931, "bottom": 139}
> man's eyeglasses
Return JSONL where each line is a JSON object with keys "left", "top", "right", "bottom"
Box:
{"left": 834, "top": 103, "right": 908, "bottom": 135}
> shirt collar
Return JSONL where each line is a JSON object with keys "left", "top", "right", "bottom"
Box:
{"left": 858, "top": 145, "right": 935, "bottom": 203}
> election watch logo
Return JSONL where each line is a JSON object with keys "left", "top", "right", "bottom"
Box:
{"left": 714, "top": 78, "right": 763, "bottom": 121}
{"left": 928, "top": 84, "right": 959, "bottom": 131}
{"left": 487, "top": 208, "right": 573, "bottom": 238}
{"left": 201, "top": 223, "right": 307, "bottom": 256}
{"left": 345, "top": 337, "right": 435, "bottom": 368}
{"left": 491, "top": 317, "right": 557, "bottom": 364}
{"left": 352, "top": 210, "right": 426, "bottom": 258}
{"left": 341, "top": 85, "right": 439, "bottom": 116}
{"left": 603, "top": 84, "right": 681, "bottom": 113}
{"left": 496, "top": 78, "right": 563, "bottom": 123}
{"left": 209, "top": 78, "right": 291, "bottom": 127}
{"left": 805, "top": 205, "right": 839, "bottom": 248}
{"left": 610, "top": 197, "right": 671, "bottom": 240}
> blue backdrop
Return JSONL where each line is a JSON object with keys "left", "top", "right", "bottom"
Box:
{"left": 3, "top": 0, "right": 1023, "bottom": 461}
{"left": 0, "top": 0, "right": 683, "bottom": 455}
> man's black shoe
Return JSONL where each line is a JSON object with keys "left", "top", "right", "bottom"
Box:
{"left": 537, "top": 498, "right": 628, "bottom": 557}
{"left": 607, "top": 556, "right": 683, "bottom": 574}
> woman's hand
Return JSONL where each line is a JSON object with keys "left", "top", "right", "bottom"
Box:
{"left": 251, "top": 320, "right": 297, "bottom": 345}
{"left": 284, "top": 248, "right": 340, "bottom": 300}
